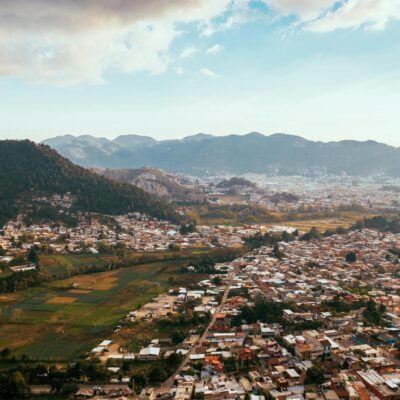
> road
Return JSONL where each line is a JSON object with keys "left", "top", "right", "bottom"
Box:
{"left": 158, "top": 271, "right": 235, "bottom": 393}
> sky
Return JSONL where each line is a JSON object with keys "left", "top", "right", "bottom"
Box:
{"left": 0, "top": 0, "right": 399, "bottom": 146}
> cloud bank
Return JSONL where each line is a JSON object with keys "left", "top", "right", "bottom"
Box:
{"left": 0, "top": 0, "right": 231, "bottom": 84}
{"left": 0, "top": 0, "right": 398, "bottom": 84}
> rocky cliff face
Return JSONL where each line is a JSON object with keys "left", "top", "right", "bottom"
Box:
{"left": 95, "top": 167, "right": 196, "bottom": 201}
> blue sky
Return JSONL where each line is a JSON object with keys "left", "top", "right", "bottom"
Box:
{"left": 0, "top": 0, "right": 399, "bottom": 145}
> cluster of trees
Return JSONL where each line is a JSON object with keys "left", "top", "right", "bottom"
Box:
{"left": 300, "top": 227, "right": 321, "bottom": 241}
{"left": 132, "top": 352, "right": 182, "bottom": 390}
{"left": 304, "top": 366, "right": 326, "bottom": 385}
{"left": 0, "top": 371, "right": 29, "bottom": 398}
{"left": 352, "top": 216, "right": 400, "bottom": 234}
{"left": 23, "top": 204, "right": 78, "bottom": 227}
{"left": 0, "top": 140, "right": 179, "bottom": 227}
{"left": 270, "top": 192, "right": 299, "bottom": 205}
{"left": 231, "top": 300, "right": 289, "bottom": 326}
{"left": 0, "top": 247, "right": 42, "bottom": 293}
{"left": 216, "top": 177, "right": 257, "bottom": 190}
{"left": 323, "top": 295, "right": 366, "bottom": 313}
{"left": 231, "top": 300, "right": 324, "bottom": 332}
{"left": 345, "top": 251, "right": 357, "bottom": 263}
{"left": 298, "top": 216, "right": 400, "bottom": 241}
{"left": 179, "top": 222, "right": 196, "bottom": 235}
{"left": 180, "top": 248, "right": 243, "bottom": 274}
{"left": 299, "top": 225, "right": 352, "bottom": 241}
{"left": 363, "top": 299, "right": 386, "bottom": 326}
{"left": 243, "top": 230, "right": 297, "bottom": 251}
{"left": 0, "top": 358, "right": 114, "bottom": 397}
{"left": 158, "top": 309, "right": 210, "bottom": 331}
{"left": 0, "top": 269, "right": 46, "bottom": 293}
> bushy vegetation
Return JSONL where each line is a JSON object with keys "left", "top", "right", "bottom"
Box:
{"left": 0, "top": 357, "right": 115, "bottom": 397}
{"left": 363, "top": 299, "right": 387, "bottom": 326}
{"left": 216, "top": 177, "right": 256, "bottom": 189}
{"left": 231, "top": 300, "right": 288, "bottom": 325}
{"left": 243, "top": 230, "right": 297, "bottom": 250}
{"left": 352, "top": 215, "right": 400, "bottom": 233}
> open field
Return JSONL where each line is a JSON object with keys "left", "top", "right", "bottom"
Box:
{"left": 266, "top": 212, "right": 375, "bottom": 232}
{"left": 0, "top": 259, "right": 194, "bottom": 361}
{"left": 194, "top": 203, "right": 373, "bottom": 228}
{"left": 39, "top": 248, "right": 217, "bottom": 280}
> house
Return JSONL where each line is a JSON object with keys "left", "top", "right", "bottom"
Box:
{"left": 138, "top": 346, "right": 161, "bottom": 360}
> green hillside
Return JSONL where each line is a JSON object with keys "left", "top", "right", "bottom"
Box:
{"left": 0, "top": 140, "right": 179, "bottom": 226}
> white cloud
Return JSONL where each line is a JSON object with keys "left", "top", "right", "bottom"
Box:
{"left": 180, "top": 46, "right": 199, "bottom": 59}
{"left": 200, "top": 0, "right": 255, "bottom": 36}
{"left": 305, "top": 0, "right": 400, "bottom": 32}
{"left": 0, "top": 0, "right": 398, "bottom": 85}
{"left": 262, "top": 0, "right": 400, "bottom": 32}
{"left": 0, "top": 0, "right": 231, "bottom": 84}
{"left": 200, "top": 67, "right": 219, "bottom": 78}
{"left": 261, "top": 0, "right": 336, "bottom": 21}
{"left": 206, "top": 44, "right": 223, "bottom": 55}
{"left": 175, "top": 66, "right": 185, "bottom": 75}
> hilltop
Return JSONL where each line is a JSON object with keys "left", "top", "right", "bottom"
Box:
{"left": 0, "top": 140, "right": 179, "bottom": 226}
{"left": 96, "top": 167, "right": 197, "bottom": 201}
{"left": 43, "top": 133, "right": 400, "bottom": 177}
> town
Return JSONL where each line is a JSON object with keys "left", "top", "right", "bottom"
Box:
{"left": 3, "top": 211, "right": 400, "bottom": 400}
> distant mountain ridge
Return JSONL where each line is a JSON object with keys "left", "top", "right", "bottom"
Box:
{"left": 43, "top": 133, "right": 400, "bottom": 177}
{"left": 0, "top": 140, "right": 178, "bottom": 226}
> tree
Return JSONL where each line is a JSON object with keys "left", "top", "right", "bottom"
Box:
{"left": 62, "top": 383, "right": 78, "bottom": 395}
{"left": 132, "top": 373, "right": 148, "bottom": 393}
{"left": 27, "top": 247, "right": 39, "bottom": 264}
{"left": 166, "top": 352, "right": 182, "bottom": 369}
{"left": 345, "top": 251, "right": 357, "bottom": 263}
{"left": 273, "top": 243, "right": 284, "bottom": 259}
{"left": 363, "top": 299, "right": 385, "bottom": 326}
{"left": 305, "top": 366, "right": 326, "bottom": 385}
{"left": 180, "top": 222, "right": 196, "bottom": 235}
{"left": 168, "top": 243, "right": 181, "bottom": 251}
{"left": 212, "top": 276, "right": 222, "bottom": 286}
{"left": 300, "top": 227, "right": 320, "bottom": 241}
{"left": 7, "top": 371, "right": 29, "bottom": 398}
{"left": 171, "top": 331, "right": 185, "bottom": 345}
{"left": 149, "top": 366, "right": 167, "bottom": 383}
{"left": 0, "top": 348, "right": 11, "bottom": 360}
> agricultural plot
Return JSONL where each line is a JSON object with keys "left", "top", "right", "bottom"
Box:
{"left": 0, "top": 260, "right": 191, "bottom": 361}
{"left": 266, "top": 212, "right": 371, "bottom": 232}
{"left": 39, "top": 248, "right": 214, "bottom": 280}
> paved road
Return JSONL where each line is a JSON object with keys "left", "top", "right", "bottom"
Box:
{"left": 158, "top": 271, "right": 235, "bottom": 393}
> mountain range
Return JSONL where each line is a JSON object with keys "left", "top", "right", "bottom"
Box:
{"left": 0, "top": 140, "right": 178, "bottom": 226}
{"left": 43, "top": 133, "right": 400, "bottom": 177}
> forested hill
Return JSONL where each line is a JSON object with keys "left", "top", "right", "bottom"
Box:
{"left": 0, "top": 140, "right": 179, "bottom": 226}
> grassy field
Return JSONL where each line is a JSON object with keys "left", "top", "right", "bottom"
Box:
{"left": 39, "top": 248, "right": 216, "bottom": 280}
{"left": 265, "top": 212, "right": 369, "bottom": 231}
{"left": 0, "top": 259, "right": 193, "bottom": 361}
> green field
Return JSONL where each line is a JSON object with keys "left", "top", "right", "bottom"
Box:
{"left": 0, "top": 260, "right": 192, "bottom": 361}
{"left": 265, "top": 212, "right": 371, "bottom": 232}
{"left": 38, "top": 248, "right": 217, "bottom": 280}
